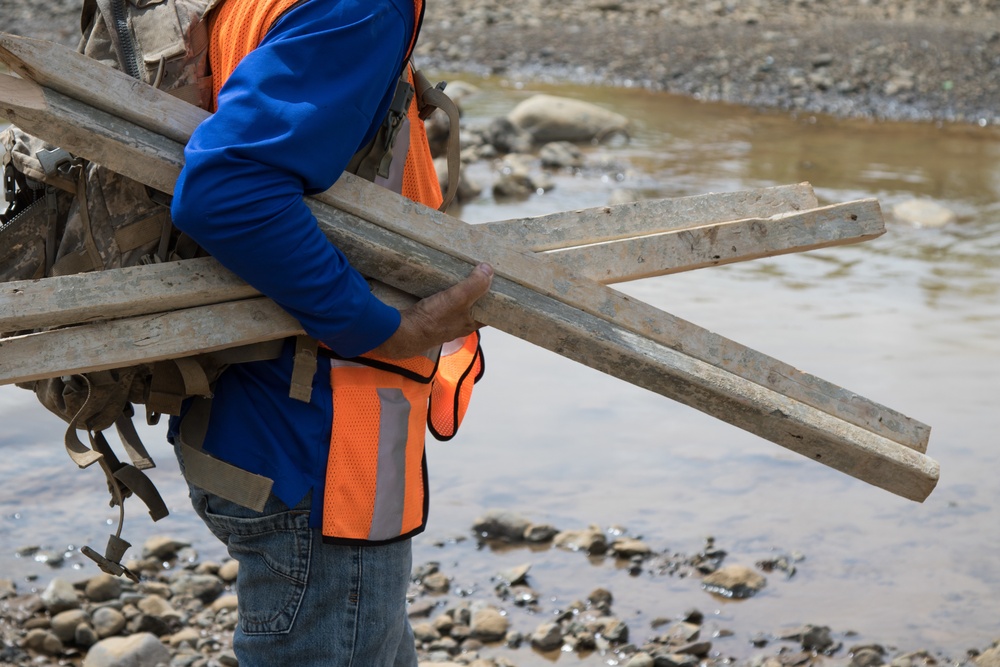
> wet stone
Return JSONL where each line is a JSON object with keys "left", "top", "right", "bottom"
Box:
{"left": 142, "top": 536, "right": 192, "bottom": 561}
{"left": 423, "top": 572, "right": 451, "bottom": 593}
{"left": 22, "top": 628, "right": 64, "bottom": 655}
{"left": 41, "top": 578, "right": 80, "bottom": 614}
{"left": 701, "top": 564, "right": 766, "bottom": 599}
{"left": 554, "top": 527, "right": 608, "bottom": 554}
{"left": 531, "top": 622, "right": 564, "bottom": 651}
{"left": 523, "top": 523, "right": 559, "bottom": 543}
{"left": 51, "top": 608, "right": 90, "bottom": 643}
{"left": 472, "top": 510, "right": 533, "bottom": 542}
{"left": 497, "top": 563, "right": 531, "bottom": 586}
{"left": 470, "top": 607, "right": 509, "bottom": 642}
{"left": 91, "top": 606, "right": 127, "bottom": 638}
{"left": 84, "top": 574, "right": 122, "bottom": 603}
{"left": 82, "top": 633, "right": 171, "bottom": 667}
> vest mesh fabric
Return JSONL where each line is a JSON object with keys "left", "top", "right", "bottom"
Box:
{"left": 207, "top": 0, "right": 442, "bottom": 209}
{"left": 206, "top": 0, "right": 301, "bottom": 110}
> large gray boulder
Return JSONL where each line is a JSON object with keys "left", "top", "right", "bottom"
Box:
{"left": 508, "top": 94, "right": 629, "bottom": 143}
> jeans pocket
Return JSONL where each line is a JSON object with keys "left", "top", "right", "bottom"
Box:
{"left": 200, "top": 497, "right": 312, "bottom": 636}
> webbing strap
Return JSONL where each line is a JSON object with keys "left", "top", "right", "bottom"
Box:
{"left": 113, "top": 210, "right": 168, "bottom": 254}
{"left": 412, "top": 68, "right": 461, "bottom": 211}
{"left": 289, "top": 336, "right": 318, "bottom": 402}
{"left": 114, "top": 464, "right": 169, "bottom": 521}
{"left": 178, "top": 397, "right": 272, "bottom": 512}
{"left": 114, "top": 408, "right": 155, "bottom": 470}
{"left": 179, "top": 442, "right": 273, "bottom": 512}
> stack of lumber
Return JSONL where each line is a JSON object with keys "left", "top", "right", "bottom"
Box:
{"left": 0, "top": 34, "right": 937, "bottom": 502}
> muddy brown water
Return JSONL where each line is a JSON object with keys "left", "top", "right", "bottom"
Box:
{"left": 2, "top": 76, "right": 999, "bottom": 662}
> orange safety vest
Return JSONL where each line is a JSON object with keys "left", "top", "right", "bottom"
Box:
{"left": 207, "top": 0, "right": 483, "bottom": 544}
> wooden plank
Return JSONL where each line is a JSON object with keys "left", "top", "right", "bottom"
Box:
{"left": 1, "top": 298, "right": 303, "bottom": 383}
{"left": 0, "top": 32, "right": 207, "bottom": 145}
{"left": 546, "top": 200, "right": 884, "bottom": 284}
{"left": 0, "top": 73, "right": 183, "bottom": 195}
{"left": 0, "top": 34, "right": 937, "bottom": 499}
{"left": 484, "top": 183, "right": 818, "bottom": 251}
{"left": 0, "top": 199, "right": 880, "bottom": 332}
{"left": 0, "top": 257, "right": 254, "bottom": 333}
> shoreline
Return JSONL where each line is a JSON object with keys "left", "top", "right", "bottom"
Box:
{"left": 416, "top": 4, "right": 1000, "bottom": 126}
{"left": 6, "top": 1, "right": 1000, "bottom": 125}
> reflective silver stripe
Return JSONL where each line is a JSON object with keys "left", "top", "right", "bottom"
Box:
{"left": 368, "top": 387, "right": 410, "bottom": 541}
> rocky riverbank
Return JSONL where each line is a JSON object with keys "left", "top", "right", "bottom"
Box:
{"left": 4, "top": 510, "right": 1000, "bottom": 667}
{"left": 6, "top": 0, "right": 999, "bottom": 124}
{"left": 415, "top": 0, "right": 1000, "bottom": 125}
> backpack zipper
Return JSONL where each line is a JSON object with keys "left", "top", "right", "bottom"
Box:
{"left": 111, "top": 0, "right": 143, "bottom": 80}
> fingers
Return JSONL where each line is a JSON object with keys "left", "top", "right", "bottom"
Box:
{"left": 444, "top": 263, "right": 494, "bottom": 310}
{"left": 369, "top": 263, "right": 493, "bottom": 359}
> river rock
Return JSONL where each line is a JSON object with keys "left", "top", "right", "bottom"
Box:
{"left": 413, "top": 621, "right": 442, "bottom": 643}
{"left": 701, "top": 564, "right": 766, "bottom": 598}
{"left": 423, "top": 572, "right": 451, "bottom": 593}
{"left": 554, "top": 527, "right": 608, "bottom": 554}
{"left": 217, "top": 559, "right": 239, "bottom": 582}
{"left": 523, "top": 523, "right": 559, "bottom": 543}
{"left": 169, "top": 572, "right": 224, "bottom": 604}
{"left": 76, "top": 622, "right": 99, "bottom": 648}
{"left": 612, "top": 537, "right": 653, "bottom": 559}
{"left": 137, "top": 594, "right": 181, "bottom": 623}
{"left": 484, "top": 117, "right": 535, "bottom": 153}
{"left": 51, "top": 608, "right": 90, "bottom": 643}
{"left": 976, "top": 647, "right": 1000, "bottom": 667}
{"left": 83, "top": 632, "right": 171, "bottom": 667}
{"left": 92, "top": 606, "right": 127, "bottom": 638}
{"left": 627, "top": 653, "right": 656, "bottom": 667}
{"left": 22, "top": 628, "right": 64, "bottom": 655}
{"left": 539, "top": 140, "right": 585, "bottom": 168}
{"left": 472, "top": 510, "right": 532, "bottom": 542}
{"left": 0, "top": 578, "right": 15, "bottom": 599}
{"left": 851, "top": 645, "right": 888, "bottom": 667}
{"left": 40, "top": 577, "right": 80, "bottom": 613}
{"left": 434, "top": 156, "right": 483, "bottom": 204}
{"left": 211, "top": 593, "right": 239, "bottom": 612}
{"left": 892, "top": 199, "right": 957, "bottom": 228}
{"left": 85, "top": 574, "right": 123, "bottom": 603}
{"left": 608, "top": 188, "right": 644, "bottom": 206}
{"left": 531, "top": 622, "right": 564, "bottom": 651}
{"left": 508, "top": 94, "right": 630, "bottom": 143}
{"left": 497, "top": 564, "right": 531, "bottom": 586}
{"left": 142, "top": 536, "right": 191, "bottom": 560}
{"left": 470, "top": 607, "right": 509, "bottom": 642}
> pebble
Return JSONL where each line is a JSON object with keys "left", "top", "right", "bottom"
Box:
{"left": 470, "top": 607, "right": 509, "bottom": 642}
{"left": 701, "top": 564, "right": 767, "bottom": 598}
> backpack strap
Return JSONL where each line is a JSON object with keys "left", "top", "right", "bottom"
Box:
{"left": 412, "top": 67, "right": 462, "bottom": 211}
{"left": 177, "top": 396, "right": 274, "bottom": 512}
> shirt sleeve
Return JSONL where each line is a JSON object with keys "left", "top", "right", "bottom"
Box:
{"left": 171, "top": 0, "right": 413, "bottom": 358}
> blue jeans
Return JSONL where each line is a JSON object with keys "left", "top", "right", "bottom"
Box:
{"left": 184, "top": 480, "right": 418, "bottom": 666}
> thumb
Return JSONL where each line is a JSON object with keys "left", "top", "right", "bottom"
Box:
{"left": 447, "top": 262, "right": 493, "bottom": 308}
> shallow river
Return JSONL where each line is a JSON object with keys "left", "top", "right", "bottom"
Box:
{"left": 2, "top": 77, "right": 999, "bottom": 663}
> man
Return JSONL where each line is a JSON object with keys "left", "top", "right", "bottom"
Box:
{"left": 169, "top": 0, "right": 491, "bottom": 663}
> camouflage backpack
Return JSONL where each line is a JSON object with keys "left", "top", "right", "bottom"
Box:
{"left": 1, "top": 0, "right": 460, "bottom": 579}
{"left": 1, "top": 0, "right": 230, "bottom": 580}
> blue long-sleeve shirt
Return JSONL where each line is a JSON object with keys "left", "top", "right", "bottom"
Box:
{"left": 168, "top": 0, "right": 416, "bottom": 521}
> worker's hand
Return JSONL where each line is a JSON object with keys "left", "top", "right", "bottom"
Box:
{"left": 372, "top": 263, "right": 494, "bottom": 359}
